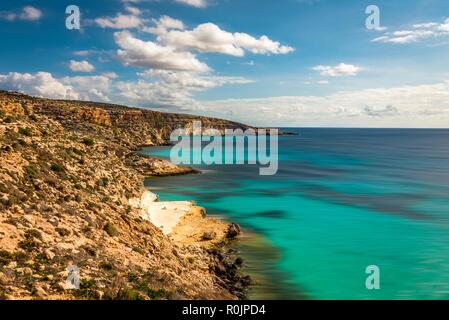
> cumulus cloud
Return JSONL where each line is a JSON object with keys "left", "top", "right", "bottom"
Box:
{"left": 0, "top": 6, "right": 42, "bottom": 22}
{"left": 373, "top": 18, "right": 449, "bottom": 44}
{"left": 175, "top": 0, "right": 208, "bottom": 8}
{"left": 95, "top": 13, "right": 144, "bottom": 29}
{"left": 20, "top": 6, "right": 42, "bottom": 21}
{"left": 114, "top": 31, "right": 210, "bottom": 72}
{"left": 312, "top": 63, "right": 361, "bottom": 77}
{"left": 62, "top": 75, "right": 112, "bottom": 102}
{"left": 117, "top": 69, "right": 253, "bottom": 106}
{"left": 0, "top": 69, "right": 252, "bottom": 108}
{"left": 147, "top": 19, "right": 294, "bottom": 56}
{"left": 124, "top": 5, "right": 141, "bottom": 15}
{"left": 143, "top": 15, "right": 185, "bottom": 34}
{"left": 69, "top": 60, "right": 95, "bottom": 72}
{"left": 0, "top": 72, "right": 114, "bottom": 102}
{"left": 0, "top": 72, "right": 79, "bottom": 100}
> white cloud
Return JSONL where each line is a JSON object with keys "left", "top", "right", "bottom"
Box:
{"left": 114, "top": 31, "right": 210, "bottom": 72}
{"left": 373, "top": 18, "right": 449, "bottom": 44}
{"left": 194, "top": 81, "right": 449, "bottom": 127}
{"left": 175, "top": 0, "right": 208, "bottom": 8}
{"left": 143, "top": 15, "right": 185, "bottom": 34}
{"left": 117, "top": 69, "right": 253, "bottom": 107}
{"left": 69, "top": 60, "right": 95, "bottom": 72}
{"left": 147, "top": 19, "right": 294, "bottom": 56}
{"left": 0, "top": 72, "right": 79, "bottom": 100}
{"left": 0, "top": 6, "right": 42, "bottom": 22}
{"left": 73, "top": 50, "right": 91, "bottom": 57}
{"left": 0, "top": 72, "right": 113, "bottom": 103}
{"left": 62, "top": 75, "right": 112, "bottom": 102}
{"left": 95, "top": 13, "right": 144, "bottom": 29}
{"left": 312, "top": 63, "right": 361, "bottom": 77}
{"left": 124, "top": 5, "right": 141, "bottom": 15}
{"left": 102, "top": 72, "right": 119, "bottom": 79}
{"left": 20, "top": 6, "right": 42, "bottom": 21}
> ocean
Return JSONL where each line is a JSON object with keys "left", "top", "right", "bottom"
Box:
{"left": 141, "top": 128, "right": 449, "bottom": 300}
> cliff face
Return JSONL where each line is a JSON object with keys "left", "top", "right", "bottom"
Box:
{"left": 0, "top": 91, "right": 249, "bottom": 300}
{"left": 23, "top": 93, "right": 252, "bottom": 150}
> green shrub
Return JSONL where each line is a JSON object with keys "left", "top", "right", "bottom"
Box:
{"left": 19, "top": 229, "right": 43, "bottom": 251}
{"left": 24, "top": 229, "right": 43, "bottom": 241}
{"left": 24, "top": 165, "right": 39, "bottom": 179}
{"left": 135, "top": 283, "right": 171, "bottom": 300}
{"left": 103, "top": 223, "right": 119, "bottom": 237}
{"left": 73, "top": 279, "right": 98, "bottom": 299}
{"left": 50, "top": 163, "right": 64, "bottom": 173}
{"left": 18, "top": 127, "right": 33, "bottom": 137}
{"left": 99, "top": 177, "right": 109, "bottom": 187}
{"left": 132, "top": 246, "right": 145, "bottom": 255}
{"left": 55, "top": 227, "right": 70, "bottom": 237}
{"left": 127, "top": 273, "right": 139, "bottom": 283}
{"left": 116, "top": 288, "right": 144, "bottom": 300}
{"left": 0, "top": 250, "right": 13, "bottom": 267}
{"left": 82, "top": 137, "right": 95, "bottom": 146}
{"left": 18, "top": 238, "right": 40, "bottom": 252}
{"left": 71, "top": 147, "right": 83, "bottom": 156}
{"left": 99, "top": 261, "right": 114, "bottom": 271}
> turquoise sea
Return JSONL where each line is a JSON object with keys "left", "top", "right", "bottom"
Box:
{"left": 142, "top": 128, "right": 449, "bottom": 300}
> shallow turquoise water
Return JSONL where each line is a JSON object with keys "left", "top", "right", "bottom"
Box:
{"left": 142, "top": 128, "right": 449, "bottom": 299}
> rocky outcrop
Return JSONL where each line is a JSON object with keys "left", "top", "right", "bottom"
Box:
{"left": 0, "top": 91, "right": 249, "bottom": 300}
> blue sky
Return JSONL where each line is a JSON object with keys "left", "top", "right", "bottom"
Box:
{"left": 1, "top": 0, "right": 449, "bottom": 127}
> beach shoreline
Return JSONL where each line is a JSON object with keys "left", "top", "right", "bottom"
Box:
{"left": 134, "top": 165, "right": 252, "bottom": 298}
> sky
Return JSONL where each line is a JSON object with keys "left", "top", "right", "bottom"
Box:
{"left": 1, "top": 0, "right": 449, "bottom": 127}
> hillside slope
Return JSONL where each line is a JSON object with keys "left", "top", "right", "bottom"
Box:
{"left": 0, "top": 91, "right": 250, "bottom": 300}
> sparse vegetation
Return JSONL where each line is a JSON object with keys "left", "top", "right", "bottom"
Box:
{"left": 55, "top": 227, "right": 70, "bottom": 237}
{"left": 50, "top": 163, "right": 64, "bottom": 173}
{"left": 82, "top": 137, "right": 95, "bottom": 146}
{"left": 0, "top": 250, "right": 13, "bottom": 267}
{"left": 132, "top": 246, "right": 145, "bottom": 255}
{"left": 73, "top": 279, "right": 98, "bottom": 299}
{"left": 24, "top": 165, "right": 39, "bottom": 179}
{"left": 18, "top": 127, "right": 33, "bottom": 137}
{"left": 19, "top": 229, "right": 42, "bottom": 252}
{"left": 103, "top": 223, "right": 119, "bottom": 237}
{"left": 0, "top": 91, "right": 249, "bottom": 300}
{"left": 99, "top": 261, "right": 113, "bottom": 271}
{"left": 4, "top": 116, "right": 14, "bottom": 123}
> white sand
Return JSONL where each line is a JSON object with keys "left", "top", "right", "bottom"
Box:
{"left": 129, "top": 190, "right": 195, "bottom": 235}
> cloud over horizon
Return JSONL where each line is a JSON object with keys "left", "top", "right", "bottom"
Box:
{"left": 0, "top": 6, "right": 42, "bottom": 22}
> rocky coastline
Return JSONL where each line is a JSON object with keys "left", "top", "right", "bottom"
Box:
{"left": 0, "top": 90, "right": 250, "bottom": 300}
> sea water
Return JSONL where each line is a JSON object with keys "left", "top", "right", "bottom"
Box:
{"left": 141, "top": 128, "right": 449, "bottom": 300}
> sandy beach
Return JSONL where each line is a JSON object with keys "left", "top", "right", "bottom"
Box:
{"left": 129, "top": 190, "right": 234, "bottom": 247}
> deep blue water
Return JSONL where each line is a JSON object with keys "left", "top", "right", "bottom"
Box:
{"left": 142, "top": 128, "right": 449, "bottom": 299}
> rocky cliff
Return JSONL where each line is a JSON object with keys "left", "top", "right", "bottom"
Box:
{"left": 0, "top": 91, "right": 250, "bottom": 300}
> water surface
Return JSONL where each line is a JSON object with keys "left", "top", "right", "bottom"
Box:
{"left": 142, "top": 128, "right": 449, "bottom": 299}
